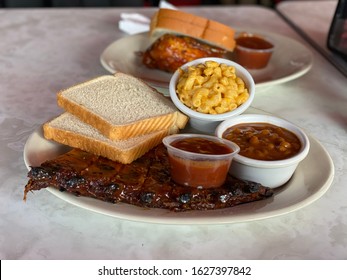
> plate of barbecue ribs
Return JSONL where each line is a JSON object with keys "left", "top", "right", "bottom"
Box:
{"left": 23, "top": 120, "right": 334, "bottom": 225}
{"left": 100, "top": 30, "right": 313, "bottom": 94}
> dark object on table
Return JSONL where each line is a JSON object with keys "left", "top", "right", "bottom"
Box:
{"left": 327, "top": 0, "right": 347, "bottom": 60}
{"left": 24, "top": 144, "right": 273, "bottom": 212}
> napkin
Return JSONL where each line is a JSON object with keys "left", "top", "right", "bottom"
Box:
{"left": 118, "top": 13, "right": 150, "bottom": 35}
{"left": 118, "top": 0, "right": 177, "bottom": 35}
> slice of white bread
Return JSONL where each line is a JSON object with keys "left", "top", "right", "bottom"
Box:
{"left": 150, "top": 8, "right": 236, "bottom": 52}
{"left": 43, "top": 112, "right": 179, "bottom": 164}
{"left": 57, "top": 73, "right": 188, "bottom": 140}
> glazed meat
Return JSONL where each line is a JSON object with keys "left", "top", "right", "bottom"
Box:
{"left": 24, "top": 145, "right": 273, "bottom": 212}
{"left": 142, "top": 34, "right": 227, "bottom": 73}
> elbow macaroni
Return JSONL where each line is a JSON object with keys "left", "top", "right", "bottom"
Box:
{"left": 176, "top": 61, "right": 249, "bottom": 114}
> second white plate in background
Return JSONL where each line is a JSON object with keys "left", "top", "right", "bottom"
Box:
{"left": 100, "top": 31, "right": 313, "bottom": 93}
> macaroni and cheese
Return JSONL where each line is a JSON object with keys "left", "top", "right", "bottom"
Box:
{"left": 176, "top": 61, "right": 249, "bottom": 114}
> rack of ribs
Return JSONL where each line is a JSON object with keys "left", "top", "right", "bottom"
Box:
{"left": 24, "top": 144, "right": 273, "bottom": 212}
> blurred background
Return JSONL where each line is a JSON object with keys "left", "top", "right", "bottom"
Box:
{"left": 0, "top": 0, "right": 281, "bottom": 8}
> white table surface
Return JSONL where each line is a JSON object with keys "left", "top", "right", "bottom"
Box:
{"left": 0, "top": 5, "right": 346, "bottom": 260}
{"left": 277, "top": 0, "right": 347, "bottom": 76}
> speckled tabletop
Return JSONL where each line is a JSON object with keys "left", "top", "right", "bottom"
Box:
{"left": 0, "top": 4, "right": 346, "bottom": 259}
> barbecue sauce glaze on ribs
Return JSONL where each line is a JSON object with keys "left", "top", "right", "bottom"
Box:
{"left": 24, "top": 144, "right": 273, "bottom": 212}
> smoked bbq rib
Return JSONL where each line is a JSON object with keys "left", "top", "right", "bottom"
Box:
{"left": 24, "top": 144, "right": 273, "bottom": 212}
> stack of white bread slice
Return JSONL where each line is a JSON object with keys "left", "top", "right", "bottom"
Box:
{"left": 43, "top": 73, "right": 189, "bottom": 164}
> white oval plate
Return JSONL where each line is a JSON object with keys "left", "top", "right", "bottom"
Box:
{"left": 24, "top": 116, "right": 334, "bottom": 225}
{"left": 100, "top": 31, "right": 313, "bottom": 93}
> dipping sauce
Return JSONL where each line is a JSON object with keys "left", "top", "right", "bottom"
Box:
{"left": 171, "top": 137, "right": 233, "bottom": 155}
{"left": 235, "top": 34, "right": 274, "bottom": 69}
{"left": 236, "top": 36, "right": 274, "bottom": 50}
{"left": 163, "top": 135, "right": 239, "bottom": 188}
{"left": 222, "top": 123, "right": 301, "bottom": 161}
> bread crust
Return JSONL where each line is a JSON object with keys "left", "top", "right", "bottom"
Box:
{"left": 56, "top": 74, "right": 188, "bottom": 140}
{"left": 43, "top": 115, "right": 179, "bottom": 164}
{"left": 150, "top": 8, "right": 235, "bottom": 51}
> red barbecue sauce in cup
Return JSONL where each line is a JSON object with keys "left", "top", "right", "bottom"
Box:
{"left": 163, "top": 135, "right": 240, "bottom": 188}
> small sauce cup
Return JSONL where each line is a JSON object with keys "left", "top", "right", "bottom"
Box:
{"left": 234, "top": 32, "right": 274, "bottom": 69}
{"left": 162, "top": 134, "right": 240, "bottom": 188}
